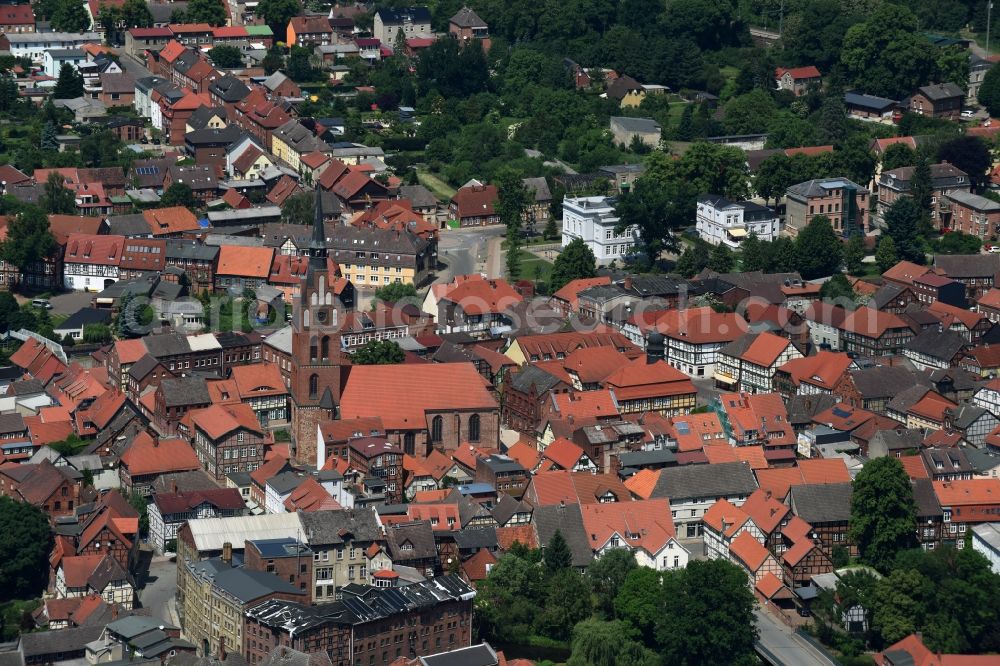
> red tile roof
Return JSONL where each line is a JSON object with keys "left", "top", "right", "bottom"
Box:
{"left": 190, "top": 403, "right": 263, "bottom": 440}
{"left": 64, "top": 234, "right": 124, "bottom": 266}
{"left": 778, "top": 352, "right": 853, "bottom": 391}
{"left": 120, "top": 432, "right": 201, "bottom": 476}
{"left": 437, "top": 276, "right": 523, "bottom": 315}
{"left": 60, "top": 554, "right": 104, "bottom": 588}
{"left": 496, "top": 524, "right": 537, "bottom": 551}
{"left": 118, "top": 239, "right": 166, "bottom": 272}
{"left": 542, "top": 437, "right": 586, "bottom": 470}
{"left": 580, "top": 498, "right": 675, "bottom": 555}
{"left": 230, "top": 363, "right": 286, "bottom": 398}
{"left": 283, "top": 477, "right": 341, "bottom": 512}
{"left": 633, "top": 307, "right": 748, "bottom": 344}
{"left": 551, "top": 276, "right": 612, "bottom": 309}
{"left": 900, "top": 455, "right": 930, "bottom": 479}
{"left": 216, "top": 245, "right": 275, "bottom": 278}
{"left": 451, "top": 184, "right": 498, "bottom": 219}
{"left": 461, "top": 547, "right": 496, "bottom": 582}
{"left": 933, "top": 478, "right": 1000, "bottom": 507}
{"left": 729, "top": 530, "right": 771, "bottom": 571}
{"left": 740, "top": 332, "right": 794, "bottom": 367}
{"left": 505, "top": 441, "right": 540, "bottom": 471}
{"left": 882, "top": 260, "right": 931, "bottom": 286}
{"left": 143, "top": 206, "right": 199, "bottom": 235}
{"left": 703, "top": 498, "right": 750, "bottom": 536}
{"left": 528, "top": 470, "right": 630, "bottom": 506}
{"left": 775, "top": 66, "right": 821, "bottom": 80}
{"left": 114, "top": 338, "right": 148, "bottom": 365}
{"left": 740, "top": 488, "right": 790, "bottom": 534}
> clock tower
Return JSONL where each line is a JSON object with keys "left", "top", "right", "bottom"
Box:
{"left": 288, "top": 192, "right": 348, "bottom": 466}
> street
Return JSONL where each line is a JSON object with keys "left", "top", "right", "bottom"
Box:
{"left": 436, "top": 226, "right": 506, "bottom": 283}
{"left": 754, "top": 609, "right": 838, "bottom": 666}
{"left": 136, "top": 553, "right": 181, "bottom": 628}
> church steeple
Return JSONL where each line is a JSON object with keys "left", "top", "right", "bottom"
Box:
{"left": 309, "top": 190, "right": 327, "bottom": 271}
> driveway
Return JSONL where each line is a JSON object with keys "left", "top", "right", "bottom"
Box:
{"left": 48, "top": 291, "right": 96, "bottom": 316}
{"left": 136, "top": 553, "right": 180, "bottom": 627}
{"left": 755, "top": 609, "right": 838, "bottom": 666}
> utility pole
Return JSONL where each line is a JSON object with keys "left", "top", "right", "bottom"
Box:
{"left": 989, "top": 1, "right": 994, "bottom": 59}
{"left": 779, "top": 0, "right": 784, "bottom": 37}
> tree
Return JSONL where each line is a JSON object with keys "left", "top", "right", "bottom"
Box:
{"left": 840, "top": 5, "right": 938, "bottom": 99}
{"left": 372, "top": 282, "right": 418, "bottom": 304}
{"left": 40, "top": 121, "right": 59, "bottom": 151}
{"left": 980, "top": 63, "right": 1000, "bottom": 116}
{"left": 676, "top": 242, "right": 710, "bottom": 278}
{"left": 50, "top": 0, "right": 90, "bottom": 32}
{"left": 129, "top": 492, "right": 149, "bottom": 538}
{"left": 82, "top": 323, "right": 112, "bottom": 344}
{"left": 544, "top": 529, "right": 572, "bottom": 573}
{"left": 708, "top": 242, "right": 734, "bottom": 272}
{"left": 884, "top": 197, "right": 926, "bottom": 264}
{"left": 287, "top": 45, "right": 317, "bottom": 82}
{"left": 820, "top": 273, "right": 857, "bottom": 305}
{"left": 910, "top": 153, "right": 933, "bottom": 211}
{"left": 567, "top": 620, "right": 657, "bottom": 666}
{"left": 281, "top": 191, "right": 316, "bottom": 226}
{"left": 881, "top": 143, "right": 916, "bottom": 171}
{"left": 938, "top": 136, "right": 992, "bottom": 191}
{"left": 754, "top": 154, "right": 794, "bottom": 206}
{"left": 352, "top": 339, "right": 405, "bottom": 365}
{"left": 655, "top": 559, "right": 759, "bottom": 666}
{"left": 936, "top": 231, "right": 982, "bottom": 255}
{"left": 876, "top": 236, "right": 899, "bottom": 273}
{"left": 256, "top": 0, "right": 300, "bottom": 38}
{"left": 160, "top": 182, "right": 196, "bottom": 209}
{"left": 739, "top": 233, "right": 768, "bottom": 272}
{"left": 0, "top": 205, "right": 56, "bottom": 271}
{"left": 849, "top": 456, "right": 917, "bottom": 573}
{"left": 185, "top": 0, "right": 227, "bottom": 25}
{"left": 536, "top": 568, "right": 591, "bottom": 640}
{"left": 844, "top": 234, "right": 866, "bottom": 275}
{"left": 767, "top": 236, "right": 799, "bottom": 273}
{"left": 795, "top": 216, "right": 843, "bottom": 279}
{"left": 261, "top": 47, "right": 285, "bottom": 75}
{"left": 615, "top": 566, "right": 663, "bottom": 643}
{"left": 0, "top": 496, "right": 52, "bottom": 601}
{"left": 40, "top": 173, "right": 76, "bottom": 215}
{"left": 496, "top": 169, "right": 530, "bottom": 234}
{"left": 53, "top": 62, "right": 83, "bottom": 99}
{"left": 543, "top": 215, "right": 559, "bottom": 240}
{"left": 550, "top": 238, "right": 597, "bottom": 292}
{"left": 208, "top": 45, "right": 243, "bottom": 68}
{"left": 588, "top": 549, "right": 637, "bottom": 618}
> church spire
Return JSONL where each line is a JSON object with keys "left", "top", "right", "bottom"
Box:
{"left": 310, "top": 190, "right": 327, "bottom": 270}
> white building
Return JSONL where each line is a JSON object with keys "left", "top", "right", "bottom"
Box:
{"left": 562, "top": 196, "right": 639, "bottom": 265}
{"left": 696, "top": 195, "right": 779, "bottom": 248}
{"left": 147, "top": 488, "right": 246, "bottom": 554}
{"left": 63, "top": 234, "right": 124, "bottom": 292}
{"left": 972, "top": 523, "right": 1000, "bottom": 575}
{"left": 42, "top": 48, "right": 86, "bottom": 78}
{"left": 372, "top": 7, "right": 432, "bottom": 46}
{"left": 7, "top": 32, "right": 101, "bottom": 60}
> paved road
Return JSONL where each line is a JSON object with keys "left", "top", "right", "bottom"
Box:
{"left": 137, "top": 555, "right": 181, "bottom": 627}
{"left": 115, "top": 50, "right": 154, "bottom": 80}
{"left": 435, "top": 226, "right": 506, "bottom": 285}
{"left": 754, "top": 609, "right": 838, "bottom": 666}
{"left": 49, "top": 290, "right": 97, "bottom": 316}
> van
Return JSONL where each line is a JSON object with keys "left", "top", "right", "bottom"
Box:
{"left": 31, "top": 298, "right": 52, "bottom": 309}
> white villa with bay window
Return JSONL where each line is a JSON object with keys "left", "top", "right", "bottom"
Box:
{"left": 562, "top": 196, "right": 639, "bottom": 264}
{"left": 696, "top": 195, "right": 780, "bottom": 248}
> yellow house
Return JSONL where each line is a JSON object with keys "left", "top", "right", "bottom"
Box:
{"left": 184, "top": 108, "right": 227, "bottom": 134}
{"left": 608, "top": 74, "right": 646, "bottom": 108}
{"left": 271, "top": 119, "right": 328, "bottom": 172}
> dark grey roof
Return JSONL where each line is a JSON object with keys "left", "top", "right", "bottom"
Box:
{"left": 299, "top": 507, "right": 382, "bottom": 546}
{"left": 623, "top": 274, "right": 689, "bottom": 297}
{"left": 921, "top": 447, "right": 973, "bottom": 476}
{"left": 786, "top": 177, "right": 866, "bottom": 200}
{"left": 0, "top": 650, "right": 22, "bottom": 666}
{"left": 850, "top": 366, "right": 923, "bottom": 400}
{"left": 886, "top": 385, "right": 932, "bottom": 415}
{"left": 965, "top": 447, "right": 1000, "bottom": 473}
{"left": 210, "top": 564, "right": 303, "bottom": 603}
{"left": 480, "top": 454, "right": 525, "bottom": 474}
{"left": 248, "top": 538, "right": 312, "bottom": 558}
{"left": 8, "top": 378, "right": 44, "bottom": 396}
{"left": 107, "top": 213, "right": 152, "bottom": 237}
{"left": 905, "top": 328, "right": 967, "bottom": 362}
{"left": 719, "top": 332, "right": 759, "bottom": 360}
{"left": 611, "top": 116, "right": 660, "bottom": 133}
{"left": 912, "top": 478, "right": 942, "bottom": 519}
{"left": 88, "top": 554, "right": 132, "bottom": 592}
{"left": 531, "top": 502, "right": 592, "bottom": 567}
{"left": 185, "top": 125, "right": 242, "bottom": 146}
{"left": 0, "top": 412, "right": 26, "bottom": 434}
{"left": 151, "top": 470, "right": 220, "bottom": 494}
{"left": 19, "top": 624, "right": 104, "bottom": 657}
{"left": 185, "top": 106, "right": 226, "bottom": 131}
{"left": 651, "top": 461, "right": 758, "bottom": 500}
{"left": 267, "top": 471, "right": 304, "bottom": 495}
{"left": 56, "top": 307, "right": 112, "bottom": 331}
{"left": 421, "top": 644, "right": 498, "bottom": 666}
{"left": 385, "top": 521, "right": 437, "bottom": 561}
{"left": 870, "top": 428, "right": 924, "bottom": 453}
{"left": 945, "top": 190, "right": 1000, "bottom": 212}
{"left": 448, "top": 6, "right": 487, "bottom": 28}
{"left": 490, "top": 493, "right": 532, "bottom": 525}
{"left": 209, "top": 75, "right": 251, "bottom": 103}
{"left": 143, "top": 332, "right": 192, "bottom": 358}
{"left": 507, "top": 365, "right": 566, "bottom": 394}
{"left": 871, "top": 283, "right": 908, "bottom": 310}
{"left": 522, "top": 176, "right": 551, "bottom": 202}
{"left": 949, "top": 403, "right": 992, "bottom": 429}
{"left": 397, "top": 185, "right": 437, "bottom": 209}
{"left": 376, "top": 6, "right": 431, "bottom": 24}
{"left": 617, "top": 449, "right": 677, "bottom": 468}
{"left": 159, "top": 377, "right": 210, "bottom": 407}
{"left": 843, "top": 91, "right": 898, "bottom": 110}
{"left": 786, "top": 394, "right": 838, "bottom": 427}
{"left": 166, "top": 239, "right": 220, "bottom": 261}
{"left": 788, "top": 483, "right": 853, "bottom": 523}
{"left": 934, "top": 253, "right": 1000, "bottom": 279}
{"left": 107, "top": 615, "right": 178, "bottom": 640}
{"left": 917, "top": 82, "right": 964, "bottom": 100}
{"left": 452, "top": 527, "right": 498, "bottom": 550}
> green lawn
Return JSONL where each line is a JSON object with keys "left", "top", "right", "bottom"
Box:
{"left": 416, "top": 169, "right": 457, "bottom": 201}
{"left": 518, "top": 249, "right": 554, "bottom": 283}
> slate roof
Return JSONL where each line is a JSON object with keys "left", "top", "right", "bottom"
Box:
{"left": 850, "top": 366, "right": 924, "bottom": 399}
{"left": 385, "top": 521, "right": 437, "bottom": 560}
{"left": 507, "top": 364, "right": 567, "bottom": 394}
{"left": 788, "top": 482, "right": 853, "bottom": 523}
{"left": 916, "top": 82, "right": 964, "bottom": 100}
{"left": 449, "top": 6, "right": 487, "bottom": 28}
{"left": 906, "top": 328, "right": 967, "bottom": 362}
{"left": 934, "top": 253, "right": 1000, "bottom": 279}
{"left": 298, "top": 507, "right": 382, "bottom": 546}
{"left": 159, "top": 377, "right": 210, "bottom": 407}
{"left": 531, "top": 502, "right": 592, "bottom": 567}
{"left": 650, "top": 461, "right": 758, "bottom": 500}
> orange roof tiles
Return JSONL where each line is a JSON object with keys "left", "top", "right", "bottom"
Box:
{"left": 603, "top": 357, "right": 697, "bottom": 401}
{"left": 633, "top": 307, "right": 748, "bottom": 344}
{"left": 114, "top": 338, "right": 148, "bottom": 365}
{"left": 841, "top": 308, "right": 910, "bottom": 338}
{"left": 668, "top": 412, "right": 726, "bottom": 452}
{"left": 505, "top": 441, "right": 540, "bottom": 471}
{"left": 216, "top": 245, "right": 275, "bottom": 279}
{"left": 283, "top": 477, "right": 340, "bottom": 512}
{"left": 120, "top": 433, "right": 201, "bottom": 476}
{"left": 900, "top": 455, "right": 930, "bottom": 479}
{"left": 782, "top": 537, "right": 819, "bottom": 567}
{"left": 528, "top": 470, "right": 630, "bottom": 506}
{"left": 703, "top": 498, "right": 750, "bottom": 536}
{"left": 908, "top": 392, "right": 958, "bottom": 422}
{"left": 547, "top": 389, "right": 619, "bottom": 423}
{"left": 340, "top": 364, "right": 497, "bottom": 431}
{"left": 754, "top": 467, "right": 809, "bottom": 501}
{"left": 229, "top": 363, "right": 286, "bottom": 398}
{"left": 740, "top": 488, "right": 790, "bottom": 534}
{"left": 461, "top": 547, "right": 496, "bottom": 582}
{"left": 882, "top": 260, "right": 931, "bottom": 286}
{"left": 496, "top": 524, "right": 537, "bottom": 551}
{"left": 775, "top": 66, "right": 821, "bottom": 79}
{"left": 624, "top": 468, "right": 660, "bottom": 499}
{"left": 777, "top": 351, "right": 853, "bottom": 391}
{"left": 562, "top": 346, "right": 628, "bottom": 384}
{"left": 580, "top": 498, "right": 675, "bottom": 555}
{"left": 798, "top": 458, "right": 851, "bottom": 485}
{"left": 143, "top": 206, "right": 199, "bottom": 235}
{"left": 190, "top": 403, "right": 263, "bottom": 440}
{"left": 552, "top": 276, "right": 612, "bottom": 309}
{"left": 437, "top": 276, "right": 523, "bottom": 315}
{"left": 756, "top": 572, "right": 786, "bottom": 600}
{"left": 407, "top": 503, "right": 460, "bottom": 531}
{"left": 933, "top": 479, "right": 1000, "bottom": 507}
{"left": 729, "top": 531, "right": 771, "bottom": 571}
{"left": 542, "top": 437, "right": 586, "bottom": 470}
{"left": 740, "top": 332, "right": 794, "bottom": 367}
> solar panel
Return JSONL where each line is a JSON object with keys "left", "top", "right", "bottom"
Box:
{"left": 832, "top": 407, "right": 852, "bottom": 418}
{"left": 675, "top": 421, "right": 690, "bottom": 434}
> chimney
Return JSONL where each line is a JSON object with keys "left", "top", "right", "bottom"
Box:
{"left": 222, "top": 541, "right": 232, "bottom": 564}
{"left": 646, "top": 332, "right": 665, "bottom": 365}
{"left": 111, "top": 604, "right": 118, "bottom": 620}
{"left": 171, "top": 480, "right": 178, "bottom": 494}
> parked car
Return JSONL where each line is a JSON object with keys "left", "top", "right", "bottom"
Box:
{"left": 31, "top": 298, "right": 52, "bottom": 309}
